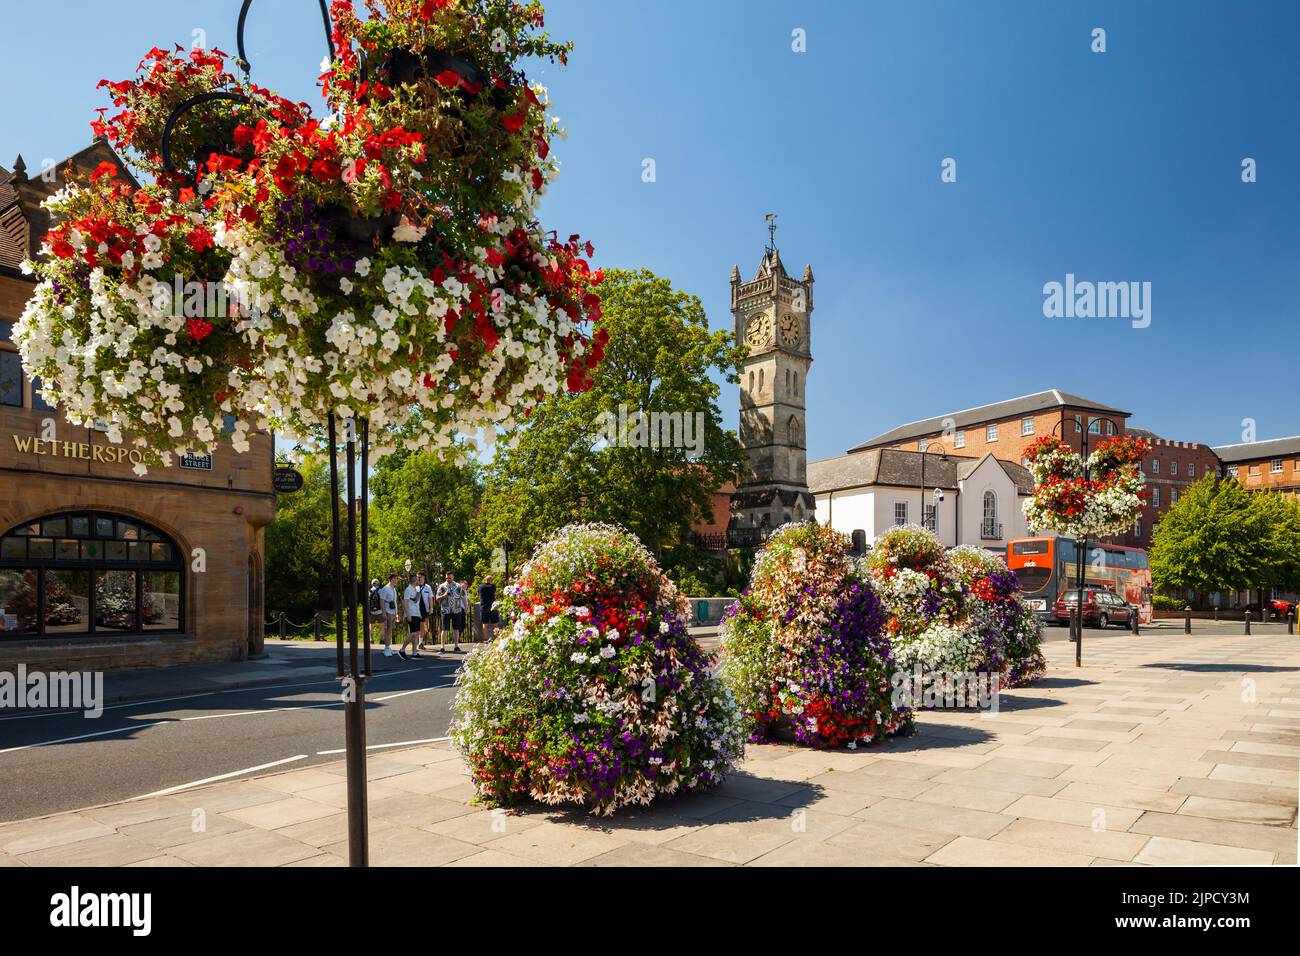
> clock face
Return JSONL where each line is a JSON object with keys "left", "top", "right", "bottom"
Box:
{"left": 779, "top": 313, "right": 800, "bottom": 347}
{"left": 745, "top": 313, "right": 772, "bottom": 348}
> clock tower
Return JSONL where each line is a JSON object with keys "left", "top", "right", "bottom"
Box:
{"left": 730, "top": 232, "right": 815, "bottom": 538}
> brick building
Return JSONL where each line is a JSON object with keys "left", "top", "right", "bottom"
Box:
{"left": 0, "top": 145, "right": 275, "bottom": 672}
{"left": 1123, "top": 428, "right": 1221, "bottom": 545}
{"left": 1212, "top": 436, "right": 1300, "bottom": 499}
{"left": 849, "top": 389, "right": 1132, "bottom": 466}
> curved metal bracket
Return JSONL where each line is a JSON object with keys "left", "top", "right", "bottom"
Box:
{"left": 160, "top": 90, "right": 253, "bottom": 176}
{"left": 236, "top": 0, "right": 336, "bottom": 75}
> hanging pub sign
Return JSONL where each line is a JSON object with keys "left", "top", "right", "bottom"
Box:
{"left": 272, "top": 466, "right": 305, "bottom": 494}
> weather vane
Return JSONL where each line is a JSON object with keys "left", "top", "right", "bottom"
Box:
{"left": 765, "top": 212, "right": 778, "bottom": 253}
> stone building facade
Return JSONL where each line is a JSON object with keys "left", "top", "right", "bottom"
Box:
{"left": 728, "top": 247, "right": 815, "bottom": 541}
{"left": 0, "top": 145, "right": 275, "bottom": 672}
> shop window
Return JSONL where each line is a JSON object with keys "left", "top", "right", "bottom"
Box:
{"left": 0, "top": 511, "right": 183, "bottom": 639}
{"left": 0, "top": 350, "right": 22, "bottom": 407}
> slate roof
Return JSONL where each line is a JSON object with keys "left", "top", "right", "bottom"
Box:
{"left": 848, "top": 389, "right": 1131, "bottom": 452}
{"left": 1212, "top": 436, "right": 1300, "bottom": 463}
{"left": 808, "top": 449, "right": 1033, "bottom": 496}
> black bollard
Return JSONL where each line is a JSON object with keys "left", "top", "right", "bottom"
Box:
{"left": 1184, "top": 606, "right": 1192, "bottom": 635}
{"left": 279, "top": 616, "right": 286, "bottom": 641}
{"left": 1288, "top": 610, "right": 1295, "bottom": 636}
{"left": 1244, "top": 611, "right": 1251, "bottom": 635}
{"left": 314, "top": 611, "right": 322, "bottom": 642}
{"left": 1131, "top": 609, "right": 1140, "bottom": 636}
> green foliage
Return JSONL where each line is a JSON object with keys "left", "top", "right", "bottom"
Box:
{"left": 368, "top": 449, "right": 485, "bottom": 581}
{"left": 477, "top": 268, "right": 745, "bottom": 559}
{"left": 1151, "top": 476, "right": 1300, "bottom": 596}
{"left": 1152, "top": 595, "right": 1186, "bottom": 611}
{"left": 265, "top": 456, "right": 335, "bottom": 616}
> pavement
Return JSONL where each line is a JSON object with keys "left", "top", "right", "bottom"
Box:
{"left": 0, "top": 623, "right": 1296, "bottom": 866}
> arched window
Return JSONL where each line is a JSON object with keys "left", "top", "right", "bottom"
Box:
{"left": 0, "top": 512, "right": 183, "bottom": 638}
{"left": 981, "top": 491, "right": 999, "bottom": 539}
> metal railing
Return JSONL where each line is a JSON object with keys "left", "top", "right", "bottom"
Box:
{"left": 980, "top": 521, "right": 1003, "bottom": 540}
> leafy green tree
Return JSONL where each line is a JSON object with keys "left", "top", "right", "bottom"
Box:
{"left": 478, "top": 268, "right": 745, "bottom": 570}
{"left": 265, "top": 455, "right": 334, "bottom": 616}
{"left": 1151, "top": 475, "right": 1300, "bottom": 607}
{"left": 368, "top": 450, "right": 486, "bottom": 582}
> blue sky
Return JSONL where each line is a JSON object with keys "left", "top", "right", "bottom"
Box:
{"left": 3, "top": 0, "right": 1296, "bottom": 460}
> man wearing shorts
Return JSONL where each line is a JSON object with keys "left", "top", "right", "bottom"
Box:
{"left": 436, "top": 571, "right": 462, "bottom": 653}
{"left": 378, "top": 573, "right": 400, "bottom": 656}
{"left": 417, "top": 572, "right": 434, "bottom": 650}
{"left": 399, "top": 573, "right": 422, "bottom": 660}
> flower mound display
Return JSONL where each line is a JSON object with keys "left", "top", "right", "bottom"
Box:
{"left": 948, "top": 545, "right": 1046, "bottom": 687}
{"left": 16, "top": 0, "right": 604, "bottom": 471}
{"left": 450, "top": 523, "right": 744, "bottom": 815}
{"left": 863, "top": 526, "right": 1047, "bottom": 696}
{"left": 863, "top": 524, "right": 972, "bottom": 673}
{"left": 1022, "top": 434, "right": 1150, "bottom": 539}
{"left": 720, "top": 523, "right": 911, "bottom": 749}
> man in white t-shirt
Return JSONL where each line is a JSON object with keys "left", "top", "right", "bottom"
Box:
{"left": 399, "top": 573, "right": 422, "bottom": 660}
{"left": 418, "top": 573, "right": 434, "bottom": 651}
{"left": 378, "top": 573, "right": 400, "bottom": 656}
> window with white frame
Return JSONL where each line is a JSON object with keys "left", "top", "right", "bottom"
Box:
{"left": 1272, "top": 459, "right": 1284, "bottom": 474}
{"left": 986, "top": 424, "right": 998, "bottom": 442}
{"left": 1073, "top": 415, "right": 1082, "bottom": 433}
{"left": 894, "top": 501, "right": 909, "bottom": 526}
{"left": 1134, "top": 521, "right": 1142, "bottom": 538}
{"left": 954, "top": 430, "right": 965, "bottom": 449}
{"left": 1106, "top": 421, "right": 1116, "bottom": 436}
{"left": 918, "top": 438, "right": 928, "bottom": 452}
{"left": 1171, "top": 490, "right": 1179, "bottom": 505}
{"left": 1228, "top": 465, "right": 1238, "bottom": 478}
{"left": 1171, "top": 461, "right": 1178, "bottom": 476}
{"left": 1188, "top": 463, "right": 1195, "bottom": 477}
{"left": 1151, "top": 459, "right": 1160, "bottom": 474}
{"left": 981, "top": 491, "right": 998, "bottom": 537}
{"left": 1021, "top": 417, "right": 1034, "bottom": 436}
{"left": 1152, "top": 488, "right": 1161, "bottom": 508}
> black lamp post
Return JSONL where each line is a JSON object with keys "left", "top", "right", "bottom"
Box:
{"left": 1049, "top": 413, "right": 1124, "bottom": 668}
{"left": 503, "top": 540, "right": 514, "bottom": 582}
{"left": 918, "top": 442, "right": 948, "bottom": 534}
{"left": 327, "top": 414, "right": 371, "bottom": 866}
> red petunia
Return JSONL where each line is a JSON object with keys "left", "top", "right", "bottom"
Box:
{"left": 90, "top": 161, "right": 118, "bottom": 181}
{"left": 187, "top": 226, "right": 214, "bottom": 253}
{"left": 435, "top": 69, "right": 462, "bottom": 89}
{"left": 186, "top": 318, "right": 214, "bottom": 342}
{"left": 502, "top": 112, "right": 526, "bottom": 133}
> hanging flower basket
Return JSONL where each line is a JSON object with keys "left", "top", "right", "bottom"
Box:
{"left": 1022, "top": 435, "right": 1150, "bottom": 539}
{"left": 17, "top": 0, "right": 602, "bottom": 469}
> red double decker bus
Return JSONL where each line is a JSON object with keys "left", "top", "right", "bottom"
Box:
{"left": 1006, "top": 537, "right": 1154, "bottom": 625}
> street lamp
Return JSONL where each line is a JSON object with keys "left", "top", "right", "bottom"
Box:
{"left": 503, "top": 540, "right": 514, "bottom": 582}
{"left": 918, "top": 442, "right": 948, "bottom": 535}
{"left": 1050, "top": 413, "right": 1124, "bottom": 667}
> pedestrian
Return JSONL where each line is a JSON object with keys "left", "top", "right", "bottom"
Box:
{"left": 417, "top": 572, "right": 434, "bottom": 650}
{"left": 436, "top": 571, "right": 462, "bottom": 652}
{"left": 367, "top": 577, "right": 384, "bottom": 648}
{"left": 478, "top": 574, "right": 498, "bottom": 643}
{"left": 456, "top": 579, "right": 471, "bottom": 644}
{"left": 399, "top": 572, "right": 422, "bottom": 660}
{"left": 378, "top": 572, "right": 400, "bottom": 656}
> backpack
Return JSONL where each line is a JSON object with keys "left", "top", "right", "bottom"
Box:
{"left": 368, "top": 587, "right": 382, "bottom": 614}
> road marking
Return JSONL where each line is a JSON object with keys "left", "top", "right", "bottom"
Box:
{"left": 0, "top": 720, "right": 168, "bottom": 755}
{"left": 133, "top": 755, "right": 309, "bottom": 799}
{"left": 316, "top": 736, "right": 450, "bottom": 756}
{"left": 0, "top": 661, "right": 461, "bottom": 722}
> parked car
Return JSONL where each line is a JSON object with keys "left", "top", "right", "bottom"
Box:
{"left": 1054, "top": 588, "right": 1136, "bottom": 629}
{"left": 1243, "top": 599, "right": 1296, "bottom": 619}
